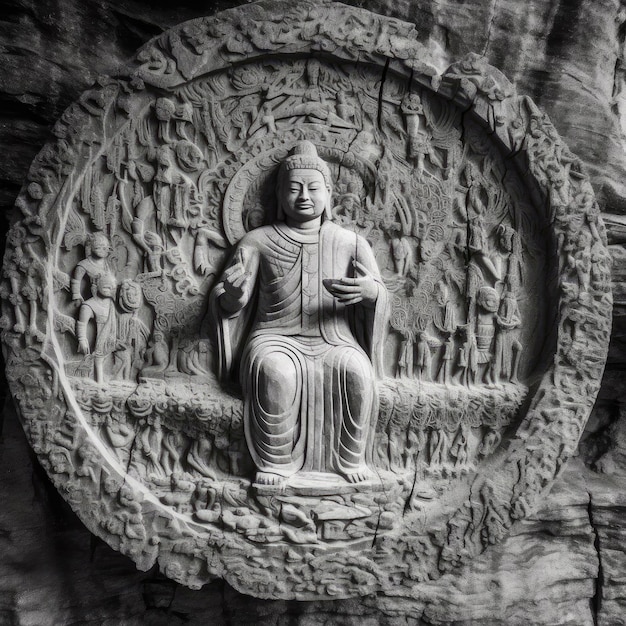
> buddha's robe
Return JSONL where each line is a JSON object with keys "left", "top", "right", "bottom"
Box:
{"left": 212, "top": 221, "right": 388, "bottom": 477}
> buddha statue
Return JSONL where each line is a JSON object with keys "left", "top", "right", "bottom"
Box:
{"left": 211, "top": 141, "right": 388, "bottom": 488}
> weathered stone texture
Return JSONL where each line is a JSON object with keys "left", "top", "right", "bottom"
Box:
{"left": 0, "top": 396, "right": 606, "bottom": 625}
{"left": 1, "top": 0, "right": 626, "bottom": 624}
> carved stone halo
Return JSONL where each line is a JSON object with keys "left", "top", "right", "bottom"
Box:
{"left": 1, "top": 0, "right": 612, "bottom": 600}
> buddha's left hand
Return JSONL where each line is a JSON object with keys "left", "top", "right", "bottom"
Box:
{"left": 323, "top": 260, "right": 379, "bottom": 306}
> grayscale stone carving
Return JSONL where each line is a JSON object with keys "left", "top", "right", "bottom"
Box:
{"left": 0, "top": 0, "right": 612, "bottom": 601}
{"left": 211, "top": 141, "right": 388, "bottom": 488}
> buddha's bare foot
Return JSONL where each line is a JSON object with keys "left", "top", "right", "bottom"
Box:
{"left": 255, "top": 471, "right": 286, "bottom": 487}
{"left": 341, "top": 467, "right": 375, "bottom": 483}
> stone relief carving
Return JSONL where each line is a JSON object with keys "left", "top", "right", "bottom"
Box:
{"left": 211, "top": 141, "right": 388, "bottom": 488}
{"left": 1, "top": 0, "right": 612, "bottom": 600}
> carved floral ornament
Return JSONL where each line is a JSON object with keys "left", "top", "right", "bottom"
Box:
{"left": 1, "top": 0, "right": 612, "bottom": 600}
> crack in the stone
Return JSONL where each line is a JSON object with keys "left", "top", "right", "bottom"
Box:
{"left": 221, "top": 579, "right": 233, "bottom": 626}
{"left": 403, "top": 461, "right": 420, "bottom": 517}
{"left": 587, "top": 489, "right": 603, "bottom": 626}
{"left": 481, "top": 0, "right": 500, "bottom": 58}
{"left": 377, "top": 58, "right": 390, "bottom": 131}
{"left": 125, "top": 429, "right": 139, "bottom": 477}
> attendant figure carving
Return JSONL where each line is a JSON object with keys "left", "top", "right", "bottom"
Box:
{"left": 71, "top": 233, "right": 113, "bottom": 305}
{"left": 397, "top": 329, "right": 414, "bottom": 378}
{"left": 115, "top": 279, "right": 149, "bottom": 380}
{"left": 493, "top": 289, "right": 522, "bottom": 383}
{"left": 475, "top": 286, "right": 499, "bottom": 385}
{"left": 415, "top": 330, "right": 441, "bottom": 381}
{"left": 391, "top": 235, "right": 414, "bottom": 276}
{"left": 76, "top": 273, "right": 118, "bottom": 383}
{"left": 212, "top": 142, "right": 388, "bottom": 488}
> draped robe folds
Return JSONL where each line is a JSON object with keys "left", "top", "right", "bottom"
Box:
{"left": 211, "top": 221, "right": 388, "bottom": 478}
{"left": 83, "top": 296, "right": 117, "bottom": 356}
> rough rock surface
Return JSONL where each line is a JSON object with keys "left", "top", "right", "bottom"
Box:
{"left": 1, "top": 0, "right": 625, "bottom": 624}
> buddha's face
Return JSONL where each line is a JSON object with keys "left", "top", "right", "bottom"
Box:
{"left": 280, "top": 168, "right": 330, "bottom": 223}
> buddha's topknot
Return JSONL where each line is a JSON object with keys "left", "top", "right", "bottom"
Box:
{"left": 278, "top": 141, "right": 332, "bottom": 189}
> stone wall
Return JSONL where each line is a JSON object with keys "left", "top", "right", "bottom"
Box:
{"left": 0, "top": 1, "right": 625, "bottom": 624}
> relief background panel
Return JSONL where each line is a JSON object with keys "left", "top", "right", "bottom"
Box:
{"left": 0, "top": 0, "right": 625, "bottom": 624}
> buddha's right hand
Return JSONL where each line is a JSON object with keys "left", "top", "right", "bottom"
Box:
{"left": 221, "top": 247, "right": 250, "bottom": 312}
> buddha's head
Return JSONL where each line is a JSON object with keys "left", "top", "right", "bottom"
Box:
{"left": 277, "top": 141, "right": 332, "bottom": 223}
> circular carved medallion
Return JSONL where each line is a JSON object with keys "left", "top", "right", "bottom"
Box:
{"left": 1, "top": 0, "right": 612, "bottom": 599}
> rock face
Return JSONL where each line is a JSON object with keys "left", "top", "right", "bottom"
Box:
{"left": 0, "top": 0, "right": 625, "bottom": 624}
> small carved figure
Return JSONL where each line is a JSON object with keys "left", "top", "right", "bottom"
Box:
{"left": 387, "top": 427, "right": 405, "bottom": 471}
{"left": 590, "top": 240, "right": 611, "bottom": 292}
{"left": 463, "top": 166, "right": 499, "bottom": 284}
{"left": 478, "top": 428, "right": 501, "bottom": 458}
{"left": 437, "top": 335, "right": 455, "bottom": 385}
{"left": 211, "top": 141, "right": 388, "bottom": 487}
{"left": 141, "top": 230, "right": 165, "bottom": 275}
{"left": 335, "top": 93, "right": 357, "bottom": 125}
{"left": 391, "top": 236, "right": 414, "bottom": 276}
{"left": 186, "top": 434, "right": 216, "bottom": 479}
{"left": 492, "top": 289, "right": 522, "bottom": 383}
{"left": 76, "top": 273, "right": 119, "bottom": 383}
{"left": 467, "top": 214, "right": 499, "bottom": 282}
{"left": 450, "top": 424, "right": 471, "bottom": 470}
{"left": 3, "top": 260, "right": 27, "bottom": 334}
{"left": 415, "top": 331, "right": 441, "bottom": 381}
{"left": 475, "top": 286, "right": 499, "bottom": 385}
{"left": 53, "top": 415, "right": 79, "bottom": 460}
{"left": 497, "top": 224, "right": 522, "bottom": 292}
{"left": 404, "top": 428, "right": 427, "bottom": 470}
{"left": 71, "top": 233, "right": 113, "bottom": 305}
{"left": 76, "top": 441, "right": 100, "bottom": 483}
{"left": 573, "top": 231, "right": 592, "bottom": 292}
{"left": 103, "top": 414, "right": 135, "bottom": 459}
{"left": 458, "top": 326, "right": 478, "bottom": 387}
{"left": 401, "top": 93, "right": 425, "bottom": 168}
{"left": 154, "top": 97, "right": 193, "bottom": 144}
{"left": 177, "top": 340, "right": 210, "bottom": 376}
{"left": 160, "top": 429, "right": 185, "bottom": 476}
{"left": 428, "top": 429, "right": 449, "bottom": 467}
{"left": 123, "top": 167, "right": 165, "bottom": 275}
{"left": 22, "top": 268, "right": 44, "bottom": 342}
{"left": 115, "top": 279, "right": 150, "bottom": 380}
{"left": 419, "top": 227, "right": 445, "bottom": 263}
{"left": 331, "top": 184, "right": 360, "bottom": 225}
{"left": 433, "top": 283, "right": 457, "bottom": 335}
{"left": 139, "top": 414, "right": 165, "bottom": 480}
{"left": 397, "top": 329, "right": 414, "bottom": 378}
{"left": 464, "top": 163, "right": 487, "bottom": 215}
{"left": 260, "top": 101, "right": 277, "bottom": 134}
{"left": 400, "top": 93, "right": 445, "bottom": 175}
{"left": 153, "top": 145, "right": 194, "bottom": 228}
{"left": 141, "top": 331, "right": 170, "bottom": 378}
{"left": 349, "top": 194, "right": 375, "bottom": 242}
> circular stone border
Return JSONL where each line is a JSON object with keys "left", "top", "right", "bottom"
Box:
{"left": 0, "top": 0, "right": 612, "bottom": 597}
